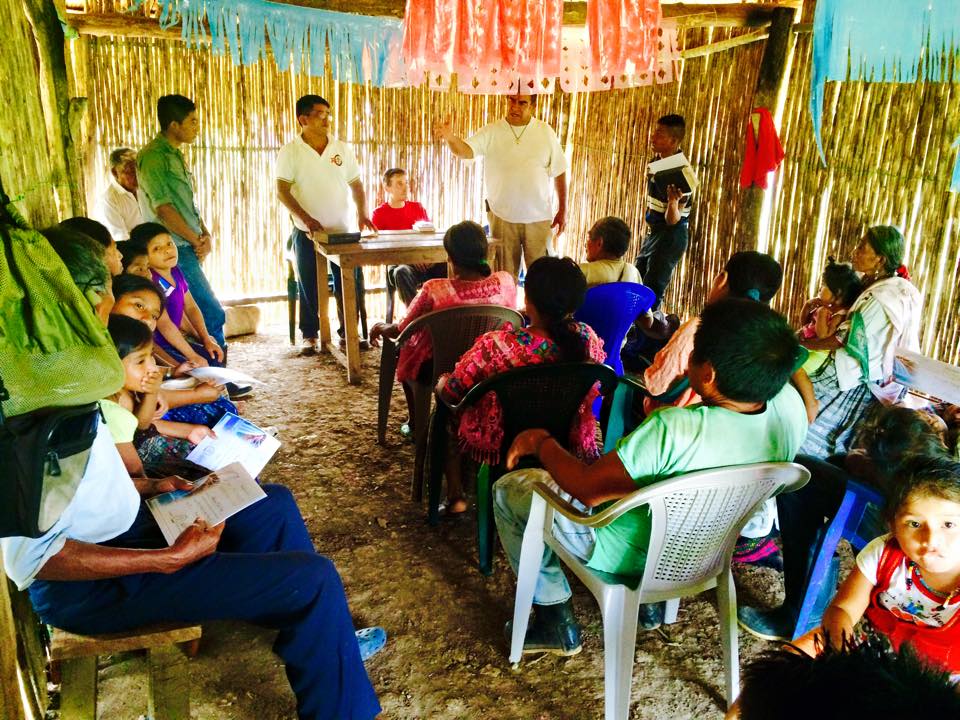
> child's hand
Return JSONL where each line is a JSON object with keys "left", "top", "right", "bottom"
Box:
{"left": 194, "top": 383, "right": 223, "bottom": 403}
{"left": 203, "top": 338, "right": 225, "bottom": 363}
{"left": 173, "top": 360, "right": 196, "bottom": 377}
{"left": 187, "top": 352, "right": 209, "bottom": 369}
{"left": 153, "top": 394, "right": 170, "bottom": 420}
{"left": 141, "top": 369, "right": 163, "bottom": 394}
{"left": 152, "top": 475, "right": 195, "bottom": 494}
{"left": 187, "top": 426, "right": 216, "bottom": 445}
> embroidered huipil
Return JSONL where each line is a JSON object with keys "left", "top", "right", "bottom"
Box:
{"left": 438, "top": 322, "right": 606, "bottom": 464}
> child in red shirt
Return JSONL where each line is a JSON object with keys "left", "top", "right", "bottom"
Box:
{"left": 373, "top": 168, "right": 446, "bottom": 316}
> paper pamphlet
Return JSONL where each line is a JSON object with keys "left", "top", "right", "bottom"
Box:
{"left": 146, "top": 462, "right": 266, "bottom": 545}
{"left": 647, "top": 152, "right": 699, "bottom": 196}
{"left": 893, "top": 348, "right": 960, "bottom": 405}
{"left": 187, "top": 366, "right": 262, "bottom": 387}
{"left": 186, "top": 412, "right": 280, "bottom": 478}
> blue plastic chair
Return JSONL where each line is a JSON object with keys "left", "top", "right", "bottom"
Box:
{"left": 574, "top": 283, "right": 656, "bottom": 377}
{"left": 792, "top": 478, "right": 884, "bottom": 639}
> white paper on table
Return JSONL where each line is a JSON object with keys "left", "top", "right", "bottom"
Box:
{"left": 146, "top": 462, "right": 266, "bottom": 545}
{"left": 186, "top": 412, "right": 280, "bottom": 478}
{"left": 187, "top": 366, "right": 263, "bottom": 387}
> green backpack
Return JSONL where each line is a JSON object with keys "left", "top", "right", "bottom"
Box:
{"left": 0, "top": 191, "right": 124, "bottom": 417}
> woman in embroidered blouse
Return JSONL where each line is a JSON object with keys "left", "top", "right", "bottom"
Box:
{"left": 436, "top": 256, "right": 605, "bottom": 514}
{"left": 369, "top": 221, "right": 517, "bottom": 438}
{"left": 800, "top": 225, "right": 922, "bottom": 458}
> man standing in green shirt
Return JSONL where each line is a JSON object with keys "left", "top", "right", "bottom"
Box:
{"left": 493, "top": 299, "right": 809, "bottom": 656}
{"left": 137, "top": 94, "right": 226, "bottom": 348}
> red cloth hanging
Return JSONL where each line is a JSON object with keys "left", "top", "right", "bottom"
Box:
{"left": 586, "top": 0, "right": 662, "bottom": 78}
{"left": 401, "top": 0, "right": 563, "bottom": 87}
{"left": 740, "top": 107, "right": 785, "bottom": 189}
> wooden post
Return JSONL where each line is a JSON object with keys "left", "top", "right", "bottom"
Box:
{"left": 22, "top": 0, "right": 86, "bottom": 216}
{"left": 147, "top": 645, "right": 191, "bottom": 720}
{"left": 0, "top": 572, "right": 25, "bottom": 720}
{"left": 58, "top": 657, "right": 98, "bottom": 720}
{"left": 739, "top": 6, "right": 798, "bottom": 247}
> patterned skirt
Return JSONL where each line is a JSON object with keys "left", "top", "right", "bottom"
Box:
{"left": 798, "top": 360, "right": 876, "bottom": 459}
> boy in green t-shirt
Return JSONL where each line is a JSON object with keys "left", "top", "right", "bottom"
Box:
{"left": 493, "top": 298, "right": 809, "bottom": 657}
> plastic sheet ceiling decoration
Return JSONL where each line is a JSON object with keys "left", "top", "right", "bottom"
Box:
{"left": 811, "top": 0, "right": 960, "bottom": 163}
{"left": 142, "top": 0, "right": 403, "bottom": 85}
{"left": 399, "top": 0, "right": 670, "bottom": 94}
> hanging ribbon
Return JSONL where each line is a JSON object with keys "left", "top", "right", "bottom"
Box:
{"left": 586, "top": 0, "right": 662, "bottom": 79}
{"left": 810, "top": 0, "right": 960, "bottom": 164}
{"left": 142, "top": 0, "right": 403, "bottom": 85}
{"left": 951, "top": 137, "right": 960, "bottom": 193}
{"left": 403, "top": 21, "right": 678, "bottom": 94}
{"left": 401, "top": 0, "right": 565, "bottom": 93}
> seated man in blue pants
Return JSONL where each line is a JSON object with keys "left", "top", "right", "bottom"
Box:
{"left": 493, "top": 299, "right": 809, "bottom": 655}
{"left": 2, "top": 419, "right": 384, "bottom": 720}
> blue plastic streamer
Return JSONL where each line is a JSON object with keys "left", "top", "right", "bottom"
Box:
{"left": 811, "top": 0, "right": 960, "bottom": 165}
{"left": 140, "top": 0, "right": 402, "bottom": 86}
{"left": 951, "top": 138, "right": 960, "bottom": 193}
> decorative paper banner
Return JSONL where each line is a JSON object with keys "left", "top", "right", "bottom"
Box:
{"left": 586, "top": 0, "right": 662, "bottom": 79}
{"left": 144, "top": 0, "right": 403, "bottom": 85}
{"left": 401, "top": 0, "right": 564, "bottom": 92}
{"left": 401, "top": 22, "right": 678, "bottom": 95}
{"left": 811, "top": 0, "right": 960, "bottom": 163}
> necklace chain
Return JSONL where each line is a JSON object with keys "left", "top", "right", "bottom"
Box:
{"left": 907, "top": 561, "right": 960, "bottom": 609}
{"left": 508, "top": 121, "right": 531, "bottom": 144}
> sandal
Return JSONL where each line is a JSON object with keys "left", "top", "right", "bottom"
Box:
{"left": 439, "top": 497, "right": 468, "bottom": 518}
{"left": 356, "top": 626, "right": 387, "bottom": 662}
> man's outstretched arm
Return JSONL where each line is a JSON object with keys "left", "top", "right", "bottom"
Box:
{"left": 506, "top": 429, "right": 637, "bottom": 507}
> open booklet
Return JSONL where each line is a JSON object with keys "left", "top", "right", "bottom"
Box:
{"left": 647, "top": 152, "right": 699, "bottom": 196}
{"left": 187, "top": 366, "right": 262, "bottom": 387}
{"left": 186, "top": 412, "right": 280, "bottom": 479}
{"left": 146, "top": 462, "right": 266, "bottom": 545}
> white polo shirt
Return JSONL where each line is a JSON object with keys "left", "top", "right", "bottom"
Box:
{"left": 98, "top": 176, "right": 143, "bottom": 241}
{"left": 466, "top": 118, "right": 568, "bottom": 224}
{"left": 276, "top": 134, "right": 361, "bottom": 233}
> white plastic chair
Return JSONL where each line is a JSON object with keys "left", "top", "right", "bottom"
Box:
{"left": 509, "top": 462, "right": 810, "bottom": 719}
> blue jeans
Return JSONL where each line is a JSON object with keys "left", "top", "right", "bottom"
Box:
{"left": 29, "top": 485, "right": 381, "bottom": 720}
{"left": 291, "top": 230, "right": 366, "bottom": 340}
{"left": 635, "top": 221, "right": 689, "bottom": 312}
{"left": 176, "top": 242, "right": 226, "bottom": 348}
{"left": 493, "top": 469, "right": 596, "bottom": 606}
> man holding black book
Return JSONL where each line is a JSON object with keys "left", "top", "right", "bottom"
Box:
{"left": 636, "top": 114, "right": 693, "bottom": 311}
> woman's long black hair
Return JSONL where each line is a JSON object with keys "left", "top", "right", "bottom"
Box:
{"left": 524, "top": 256, "right": 588, "bottom": 361}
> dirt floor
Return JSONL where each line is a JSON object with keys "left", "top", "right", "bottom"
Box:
{"left": 88, "top": 329, "right": 819, "bottom": 720}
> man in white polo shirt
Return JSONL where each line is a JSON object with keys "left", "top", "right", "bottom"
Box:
{"left": 435, "top": 94, "right": 568, "bottom": 278}
{"left": 276, "top": 94, "right": 375, "bottom": 355}
{"left": 98, "top": 147, "right": 143, "bottom": 241}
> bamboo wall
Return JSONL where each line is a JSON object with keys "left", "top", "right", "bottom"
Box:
{"left": 76, "top": 22, "right": 960, "bottom": 363}
{"left": 0, "top": 0, "right": 68, "bottom": 226}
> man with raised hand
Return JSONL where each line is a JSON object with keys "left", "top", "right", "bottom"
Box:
{"left": 435, "top": 94, "right": 568, "bottom": 278}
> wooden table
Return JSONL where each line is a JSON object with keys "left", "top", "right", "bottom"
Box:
{"left": 313, "top": 230, "right": 503, "bottom": 384}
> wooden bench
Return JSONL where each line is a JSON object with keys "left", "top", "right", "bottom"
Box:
{"left": 49, "top": 624, "right": 201, "bottom": 720}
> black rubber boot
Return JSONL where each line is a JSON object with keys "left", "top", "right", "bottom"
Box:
{"left": 506, "top": 600, "right": 582, "bottom": 657}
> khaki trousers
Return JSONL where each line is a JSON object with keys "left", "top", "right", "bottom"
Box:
{"left": 487, "top": 213, "right": 552, "bottom": 278}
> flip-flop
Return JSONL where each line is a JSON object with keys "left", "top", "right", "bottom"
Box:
{"left": 356, "top": 626, "right": 387, "bottom": 662}
{"left": 438, "top": 499, "right": 468, "bottom": 519}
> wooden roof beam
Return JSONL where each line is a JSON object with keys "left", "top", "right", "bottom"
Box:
{"left": 68, "top": 1, "right": 805, "bottom": 38}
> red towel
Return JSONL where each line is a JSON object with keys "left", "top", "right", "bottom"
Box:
{"left": 740, "top": 107, "right": 785, "bottom": 189}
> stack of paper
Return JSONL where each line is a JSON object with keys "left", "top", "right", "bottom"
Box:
{"left": 413, "top": 220, "right": 435, "bottom": 232}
